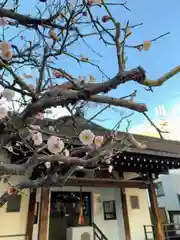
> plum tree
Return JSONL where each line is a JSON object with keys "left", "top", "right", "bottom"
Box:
{"left": 0, "top": 0, "right": 179, "bottom": 207}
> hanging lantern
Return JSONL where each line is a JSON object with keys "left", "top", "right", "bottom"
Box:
{"left": 78, "top": 204, "right": 85, "bottom": 225}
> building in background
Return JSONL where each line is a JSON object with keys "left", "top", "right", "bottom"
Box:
{"left": 155, "top": 173, "right": 180, "bottom": 225}
{"left": 131, "top": 105, "right": 180, "bottom": 231}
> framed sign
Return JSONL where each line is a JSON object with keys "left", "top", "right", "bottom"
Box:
{"left": 103, "top": 200, "right": 116, "bottom": 220}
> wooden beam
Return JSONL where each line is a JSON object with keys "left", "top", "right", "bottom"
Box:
{"left": 54, "top": 177, "right": 150, "bottom": 189}
{"left": 148, "top": 183, "right": 165, "bottom": 240}
{"left": 38, "top": 188, "right": 50, "bottom": 240}
{"left": 26, "top": 189, "right": 36, "bottom": 240}
{"left": 120, "top": 188, "right": 131, "bottom": 240}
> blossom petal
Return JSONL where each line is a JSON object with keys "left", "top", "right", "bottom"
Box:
{"left": 45, "top": 161, "right": 51, "bottom": 169}
{"left": 94, "top": 136, "right": 104, "bottom": 148}
{"left": 79, "top": 129, "right": 95, "bottom": 145}
{"left": 47, "top": 136, "right": 64, "bottom": 154}
{"left": 32, "top": 132, "right": 43, "bottom": 146}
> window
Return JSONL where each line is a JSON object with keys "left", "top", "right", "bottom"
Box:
{"left": 6, "top": 195, "right": 21, "bottom": 212}
{"left": 155, "top": 182, "right": 165, "bottom": 197}
{"left": 103, "top": 200, "right": 116, "bottom": 220}
{"left": 130, "top": 196, "right": 140, "bottom": 209}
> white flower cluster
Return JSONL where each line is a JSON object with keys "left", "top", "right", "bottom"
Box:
{"left": 31, "top": 126, "right": 104, "bottom": 154}
{"left": 39, "top": 129, "right": 104, "bottom": 169}
{"left": 0, "top": 88, "right": 15, "bottom": 120}
{"left": 32, "top": 132, "right": 43, "bottom": 146}
{"left": 79, "top": 129, "right": 104, "bottom": 148}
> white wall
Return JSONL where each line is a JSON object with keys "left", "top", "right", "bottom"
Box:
{"left": 126, "top": 188, "right": 152, "bottom": 240}
{"left": 92, "top": 188, "right": 125, "bottom": 240}
{"left": 156, "top": 174, "right": 180, "bottom": 211}
{"left": 0, "top": 176, "right": 30, "bottom": 240}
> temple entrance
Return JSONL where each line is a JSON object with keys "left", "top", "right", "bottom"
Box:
{"left": 49, "top": 191, "right": 92, "bottom": 240}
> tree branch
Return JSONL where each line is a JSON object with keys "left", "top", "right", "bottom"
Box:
{"left": 0, "top": 61, "right": 36, "bottom": 98}
{"left": 90, "top": 95, "right": 147, "bottom": 112}
{"left": 0, "top": 176, "right": 49, "bottom": 207}
{"left": 0, "top": 8, "right": 65, "bottom": 30}
{"left": 144, "top": 66, "right": 180, "bottom": 87}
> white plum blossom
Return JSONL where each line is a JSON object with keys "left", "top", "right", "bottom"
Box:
{"left": 2, "top": 89, "right": 15, "bottom": 101}
{"left": 7, "top": 146, "right": 13, "bottom": 152}
{"left": 108, "top": 165, "right": 113, "bottom": 173}
{"left": 0, "top": 107, "right": 8, "bottom": 119}
{"left": 44, "top": 161, "right": 51, "bottom": 169}
{"left": 79, "top": 129, "right": 95, "bottom": 145}
{"left": 47, "top": 136, "right": 64, "bottom": 154}
{"left": 32, "top": 132, "right": 43, "bottom": 146}
{"left": 94, "top": 136, "right": 104, "bottom": 148}
{"left": 49, "top": 126, "right": 55, "bottom": 132}
{"left": 63, "top": 148, "right": 69, "bottom": 157}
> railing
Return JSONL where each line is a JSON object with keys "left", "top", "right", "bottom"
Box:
{"left": 144, "top": 224, "right": 180, "bottom": 240}
{"left": 92, "top": 223, "right": 108, "bottom": 240}
{"left": 0, "top": 234, "right": 27, "bottom": 239}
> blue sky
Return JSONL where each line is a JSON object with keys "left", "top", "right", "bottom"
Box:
{"left": 3, "top": 0, "right": 180, "bottom": 132}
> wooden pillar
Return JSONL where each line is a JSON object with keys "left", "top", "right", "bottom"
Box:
{"left": 120, "top": 188, "right": 131, "bottom": 240}
{"left": 38, "top": 188, "right": 50, "bottom": 240}
{"left": 148, "top": 183, "right": 165, "bottom": 240}
{"left": 26, "top": 189, "right": 36, "bottom": 240}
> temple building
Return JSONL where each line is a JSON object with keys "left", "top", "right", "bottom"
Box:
{"left": 1, "top": 114, "right": 180, "bottom": 240}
